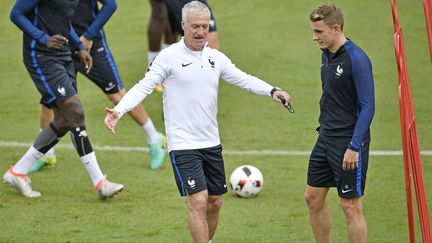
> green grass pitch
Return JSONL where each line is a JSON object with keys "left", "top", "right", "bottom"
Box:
{"left": 0, "top": 0, "right": 431, "bottom": 242}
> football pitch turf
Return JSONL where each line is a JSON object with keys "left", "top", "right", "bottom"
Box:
{"left": 0, "top": 0, "right": 431, "bottom": 242}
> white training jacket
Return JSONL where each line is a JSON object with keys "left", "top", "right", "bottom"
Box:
{"left": 114, "top": 38, "right": 274, "bottom": 152}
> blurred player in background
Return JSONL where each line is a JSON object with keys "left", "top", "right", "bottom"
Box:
{"left": 305, "top": 3, "right": 375, "bottom": 243}
{"left": 5, "top": 0, "right": 123, "bottom": 199}
{"left": 31, "top": 0, "right": 166, "bottom": 173}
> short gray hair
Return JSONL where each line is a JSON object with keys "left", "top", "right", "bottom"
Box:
{"left": 182, "top": 1, "right": 211, "bottom": 21}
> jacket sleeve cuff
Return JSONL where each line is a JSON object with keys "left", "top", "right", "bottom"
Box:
{"left": 348, "top": 143, "right": 360, "bottom": 152}
{"left": 78, "top": 42, "right": 85, "bottom": 51}
{"left": 114, "top": 108, "right": 125, "bottom": 118}
{"left": 83, "top": 31, "right": 94, "bottom": 41}
{"left": 39, "top": 34, "right": 49, "bottom": 45}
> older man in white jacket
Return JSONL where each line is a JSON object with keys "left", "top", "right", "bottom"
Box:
{"left": 105, "top": 1, "right": 291, "bottom": 242}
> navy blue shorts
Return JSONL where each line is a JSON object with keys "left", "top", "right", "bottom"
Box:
{"left": 73, "top": 38, "right": 123, "bottom": 94}
{"left": 307, "top": 134, "right": 370, "bottom": 198}
{"left": 24, "top": 56, "right": 77, "bottom": 108}
{"left": 169, "top": 144, "right": 228, "bottom": 196}
{"left": 165, "top": 0, "right": 217, "bottom": 35}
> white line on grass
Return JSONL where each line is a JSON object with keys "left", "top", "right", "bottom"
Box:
{"left": 1, "top": 140, "right": 431, "bottom": 156}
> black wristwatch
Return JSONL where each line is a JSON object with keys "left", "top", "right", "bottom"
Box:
{"left": 270, "top": 87, "right": 282, "bottom": 97}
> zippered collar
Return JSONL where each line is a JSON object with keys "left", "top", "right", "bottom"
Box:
{"left": 179, "top": 37, "right": 211, "bottom": 68}
{"left": 322, "top": 38, "right": 351, "bottom": 60}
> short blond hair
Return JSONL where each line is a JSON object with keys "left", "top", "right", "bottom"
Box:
{"left": 310, "top": 3, "right": 344, "bottom": 30}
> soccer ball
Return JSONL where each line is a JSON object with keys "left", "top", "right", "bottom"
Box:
{"left": 229, "top": 165, "right": 264, "bottom": 198}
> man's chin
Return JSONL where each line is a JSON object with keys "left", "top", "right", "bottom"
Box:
{"left": 193, "top": 41, "right": 205, "bottom": 48}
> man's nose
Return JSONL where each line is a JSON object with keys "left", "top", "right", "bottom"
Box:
{"left": 197, "top": 26, "right": 206, "bottom": 34}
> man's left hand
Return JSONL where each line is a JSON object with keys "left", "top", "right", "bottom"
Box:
{"left": 343, "top": 148, "right": 359, "bottom": 171}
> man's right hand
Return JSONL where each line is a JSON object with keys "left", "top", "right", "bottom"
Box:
{"left": 272, "top": 90, "right": 291, "bottom": 107}
{"left": 47, "top": 35, "right": 68, "bottom": 49}
{"left": 104, "top": 108, "right": 119, "bottom": 134}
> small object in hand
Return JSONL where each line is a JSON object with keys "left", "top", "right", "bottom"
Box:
{"left": 277, "top": 95, "right": 295, "bottom": 113}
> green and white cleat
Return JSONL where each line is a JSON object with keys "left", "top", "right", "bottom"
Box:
{"left": 42, "top": 154, "right": 57, "bottom": 167}
{"left": 28, "top": 159, "right": 46, "bottom": 174}
{"left": 148, "top": 133, "right": 166, "bottom": 170}
{"left": 28, "top": 154, "right": 57, "bottom": 174}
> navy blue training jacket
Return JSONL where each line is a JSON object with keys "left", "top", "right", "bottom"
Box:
{"left": 318, "top": 39, "right": 375, "bottom": 152}
{"left": 10, "top": 0, "right": 83, "bottom": 59}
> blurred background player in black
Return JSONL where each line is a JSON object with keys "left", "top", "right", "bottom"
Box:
{"left": 5, "top": 0, "right": 123, "bottom": 199}
{"left": 31, "top": 0, "right": 166, "bottom": 173}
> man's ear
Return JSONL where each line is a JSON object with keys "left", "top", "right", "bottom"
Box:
{"left": 181, "top": 20, "right": 186, "bottom": 31}
{"left": 332, "top": 24, "right": 342, "bottom": 33}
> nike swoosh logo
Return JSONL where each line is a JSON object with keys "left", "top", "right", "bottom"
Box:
{"left": 341, "top": 188, "right": 353, "bottom": 194}
{"left": 182, "top": 62, "right": 193, "bottom": 67}
{"left": 104, "top": 85, "right": 116, "bottom": 91}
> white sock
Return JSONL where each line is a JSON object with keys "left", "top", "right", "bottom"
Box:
{"left": 142, "top": 118, "right": 161, "bottom": 144}
{"left": 13, "top": 146, "right": 44, "bottom": 174}
{"left": 80, "top": 152, "right": 104, "bottom": 187}
{"left": 148, "top": 51, "right": 159, "bottom": 64}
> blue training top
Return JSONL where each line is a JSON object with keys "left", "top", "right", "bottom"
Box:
{"left": 318, "top": 39, "right": 375, "bottom": 152}
{"left": 10, "top": 0, "right": 84, "bottom": 58}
